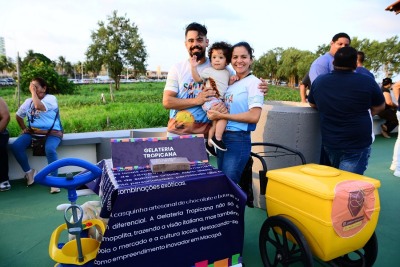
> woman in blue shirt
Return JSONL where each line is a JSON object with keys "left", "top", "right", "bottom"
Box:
{"left": 207, "top": 42, "right": 264, "bottom": 183}
{"left": 12, "top": 77, "right": 63, "bottom": 194}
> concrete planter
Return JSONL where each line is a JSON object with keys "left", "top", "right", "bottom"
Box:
{"left": 251, "top": 101, "right": 321, "bottom": 209}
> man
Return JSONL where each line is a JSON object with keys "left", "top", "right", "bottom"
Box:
{"left": 0, "top": 97, "right": 11, "bottom": 191}
{"left": 355, "top": 51, "right": 374, "bottom": 79}
{"left": 308, "top": 47, "right": 385, "bottom": 175}
{"left": 309, "top": 32, "right": 351, "bottom": 84}
{"left": 299, "top": 71, "right": 311, "bottom": 103}
{"left": 162, "top": 22, "right": 268, "bottom": 138}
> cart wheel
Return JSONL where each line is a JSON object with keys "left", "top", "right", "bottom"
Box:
{"left": 331, "top": 232, "right": 378, "bottom": 267}
{"left": 259, "top": 215, "right": 313, "bottom": 267}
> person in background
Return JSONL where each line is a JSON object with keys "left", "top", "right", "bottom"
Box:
{"left": 355, "top": 51, "right": 374, "bottom": 79}
{"left": 309, "top": 32, "right": 351, "bottom": 84}
{"left": 378, "top": 78, "right": 398, "bottom": 138}
{"left": 390, "top": 81, "right": 400, "bottom": 176}
{"left": 0, "top": 97, "right": 11, "bottom": 191}
{"left": 308, "top": 32, "right": 351, "bottom": 166}
{"left": 11, "top": 77, "right": 63, "bottom": 194}
{"left": 207, "top": 42, "right": 264, "bottom": 183}
{"left": 299, "top": 71, "right": 311, "bottom": 103}
{"left": 308, "top": 47, "right": 385, "bottom": 175}
{"left": 162, "top": 22, "right": 268, "bottom": 142}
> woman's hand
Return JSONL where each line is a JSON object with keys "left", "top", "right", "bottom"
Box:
{"left": 29, "top": 82, "right": 38, "bottom": 96}
{"left": 211, "top": 101, "right": 228, "bottom": 114}
{"left": 207, "top": 109, "right": 221, "bottom": 121}
{"left": 22, "top": 128, "right": 33, "bottom": 134}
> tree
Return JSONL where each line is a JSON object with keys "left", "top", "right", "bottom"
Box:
{"left": 253, "top": 48, "right": 282, "bottom": 84}
{"left": 19, "top": 50, "right": 75, "bottom": 94}
{"left": 86, "top": 10, "right": 148, "bottom": 90}
{"left": 57, "top": 56, "right": 67, "bottom": 75}
{"left": 0, "top": 55, "right": 15, "bottom": 75}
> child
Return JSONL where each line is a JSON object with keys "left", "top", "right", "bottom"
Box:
{"left": 190, "top": 41, "right": 234, "bottom": 154}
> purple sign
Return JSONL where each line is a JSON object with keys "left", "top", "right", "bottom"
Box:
{"left": 111, "top": 135, "right": 208, "bottom": 169}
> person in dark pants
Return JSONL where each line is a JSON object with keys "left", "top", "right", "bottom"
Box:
{"left": 379, "top": 78, "right": 398, "bottom": 138}
{"left": 0, "top": 97, "right": 11, "bottom": 191}
{"left": 308, "top": 47, "right": 385, "bottom": 175}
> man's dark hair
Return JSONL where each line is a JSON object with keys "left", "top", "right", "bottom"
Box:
{"left": 333, "top": 46, "right": 357, "bottom": 70}
{"left": 208, "top": 41, "right": 232, "bottom": 64}
{"left": 332, "top": 32, "right": 351, "bottom": 43}
{"left": 185, "top": 22, "right": 207, "bottom": 37}
{"left": 357, "top": 51, "right": 365, "bottom": 63}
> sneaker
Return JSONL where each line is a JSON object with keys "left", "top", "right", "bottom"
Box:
{"left": 50, "top": 187, "right": 61, "bottom": 194}
{"left": 0, "top": 181, "right": 11, "bottom": 191}
{"left": 394, "top": 171, "right": 400, "bottom": 177}
{"left": 205, "top": 142, "right": 217, "bottom": 156}
{"left": 25, "top": 169, "right": 37, "bottom": 187}
{"left": 210, "top": 136, "right": 227, "bottom": 151}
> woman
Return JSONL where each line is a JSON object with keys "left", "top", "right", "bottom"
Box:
{"left": 12, "top": 77, "right": 63, "bottom": 194}
{"left": 379, "top": 78, "right": 398, "bottom": 138}
{"left": 207, "top": 42, "right": 264, "bottom": 183}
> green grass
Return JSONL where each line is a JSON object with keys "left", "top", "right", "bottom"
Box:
{"left": 1, "top": 83, "right": 300, "bottom": 137}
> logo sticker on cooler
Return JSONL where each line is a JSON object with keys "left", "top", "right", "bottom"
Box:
{"left": 332, "top": 180, "right": 376, "bottom": 238}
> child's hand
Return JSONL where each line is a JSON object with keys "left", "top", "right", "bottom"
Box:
{"left": 190, "top": 55, "right": 199, "bottom": 67}
{"left": 229, "top": 75, "right": 239, "bottom": 85}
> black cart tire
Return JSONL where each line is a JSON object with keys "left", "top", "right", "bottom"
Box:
{"left": 331, "top": 232, "right": 378, "bottom": 267}
{"left": 259, "top": 215, "right": 314, "bottom": 267}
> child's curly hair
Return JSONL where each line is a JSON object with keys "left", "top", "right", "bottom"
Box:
{"left": 208, "top": 41, "right": 232, "bottom": 64}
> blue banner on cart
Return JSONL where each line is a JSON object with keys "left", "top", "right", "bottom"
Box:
{"left": 94, "top": 162, "right": 246, "bottom": 267}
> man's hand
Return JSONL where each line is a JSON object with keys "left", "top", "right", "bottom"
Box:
{"left": 258, "top": 78, "right": 269, "bottom": 95}
{"left": 195, "top": 86, "right": 216, "bottom": 105}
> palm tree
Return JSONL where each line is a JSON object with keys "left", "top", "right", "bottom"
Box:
{"left": 57, "top": 56, "right": 66, "bottom": 75}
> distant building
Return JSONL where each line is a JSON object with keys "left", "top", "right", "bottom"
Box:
{"left": 0, "top": 37, "right": 5, "bottom": 56}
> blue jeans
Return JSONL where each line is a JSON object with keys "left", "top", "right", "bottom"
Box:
{"left": 217, "top": 131, "right": 251, "bottom": 184}
{"left": 323, "top": 146, "right": 371, "bottom": 175}
{"left": 12, "top": 134, "right": 61, "bottom": 176}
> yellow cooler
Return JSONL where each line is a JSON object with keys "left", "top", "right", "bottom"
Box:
{"left": 266, "top": 163, "right": 380, "bottom": 261}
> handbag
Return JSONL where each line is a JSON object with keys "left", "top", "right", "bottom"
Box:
{"left": 31, "top": 135, "right": 47, "bottom": 156}
{"left": 29, "top": 108, "right": 59, "bottom": 156}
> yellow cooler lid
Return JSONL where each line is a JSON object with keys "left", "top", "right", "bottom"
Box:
{"left": 267, "top": 164, "right": 381, "bottom": 199}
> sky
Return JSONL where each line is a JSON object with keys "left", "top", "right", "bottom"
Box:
{"left": 1, "top": 0, "right": 399, "bottom": 78}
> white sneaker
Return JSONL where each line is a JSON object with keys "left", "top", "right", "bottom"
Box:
{"left": 394, "top": 171, "right": 400, "bottom": 177}
{"left": 390, "top": 164, "right": 396, "bottom": 171}
{"left": 0, "top": 181, "right": 11, "bottom": 191}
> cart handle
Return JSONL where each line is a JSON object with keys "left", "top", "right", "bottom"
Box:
{"left": 251, "top": 142, "right": 306, "bottom": 195}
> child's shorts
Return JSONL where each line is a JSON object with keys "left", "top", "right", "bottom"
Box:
{"left": 202, "top": 97, "right": 224, "bottom": 112}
